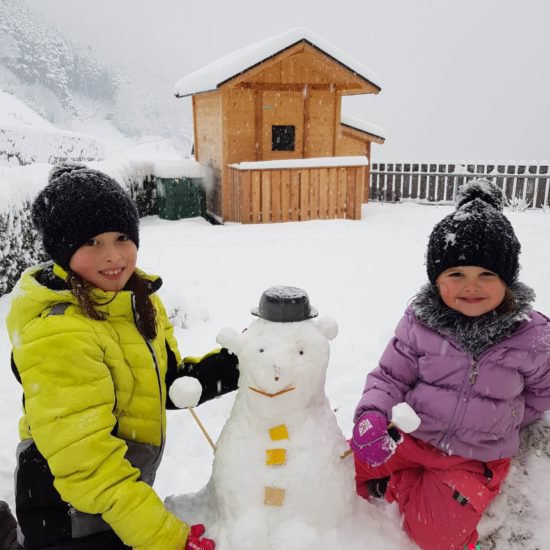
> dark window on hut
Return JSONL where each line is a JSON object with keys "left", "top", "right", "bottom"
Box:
{"left": 272, "top": 125, "right": 295, "bottom": 151}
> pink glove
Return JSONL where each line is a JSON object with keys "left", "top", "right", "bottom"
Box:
{"left": 185, "top": 524, "right": 216, "bottom": 550}
{"left": 350, "top": 411, "right": 401, "bottom": 467}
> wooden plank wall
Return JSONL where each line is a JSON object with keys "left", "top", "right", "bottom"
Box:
{"left": 229, "top": 165, "right": 365, "bottom": 223}
{"left": 370, "top": 161, "right": 550, "bottom": 208}
{"left": 194, "top": 93, "right": 223, "bottom": 217}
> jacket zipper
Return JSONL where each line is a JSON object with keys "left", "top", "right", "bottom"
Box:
{"left": 131, "top": 295, "right": 165, "bottom": 451}
{"left": 469, "top": 362, "right": 479, "bottom": 385}
{"left": 438, "top": 359, "right": 479, "bottom": 452}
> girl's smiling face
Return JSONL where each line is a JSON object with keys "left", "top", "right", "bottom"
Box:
{"left": 436, "top": 266, "right": 506, "bottom": 317}
{"left": 69, "top": 232, "right": 137, "bottom": 291}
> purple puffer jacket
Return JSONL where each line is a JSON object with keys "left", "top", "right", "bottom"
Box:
{"left": 355, "top": 308, "right": 550, "bottom": 461}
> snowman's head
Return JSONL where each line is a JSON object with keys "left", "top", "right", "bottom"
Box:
{"left": 217, "top": 315, "right": 338, "bottom": 411}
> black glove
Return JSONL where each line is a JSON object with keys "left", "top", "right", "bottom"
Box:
{"left": 180, "top": 348, "right": 239, "bottom": 405}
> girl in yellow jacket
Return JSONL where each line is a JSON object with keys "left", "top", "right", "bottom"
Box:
{"left": 5, "top": 163, "right": 238, "bottom": 550}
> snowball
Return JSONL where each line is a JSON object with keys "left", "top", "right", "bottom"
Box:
{"left": 391, "top": 402, "right": 421, "bottom": 433}
{"left": 169, "top": 376, "right": 203, "bottom": 408}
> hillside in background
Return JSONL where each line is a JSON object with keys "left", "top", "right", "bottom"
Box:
{"left": 0, "top": 0, "right": 192, "bottom": 157}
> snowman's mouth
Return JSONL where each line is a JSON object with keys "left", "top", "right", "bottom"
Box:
{"left": 248, "top": 385, "right": 296, "bottom": 398}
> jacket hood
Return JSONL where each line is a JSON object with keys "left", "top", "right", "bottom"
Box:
{"left": 6, "top": 262, "right": 161, "bottom": 347}
{"left": 409, "top": 281, "right": 547, "bottom": 356}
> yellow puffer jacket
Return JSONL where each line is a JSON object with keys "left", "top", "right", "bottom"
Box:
{"left": 7, "top": 263, "right": 188, "bottom": 549}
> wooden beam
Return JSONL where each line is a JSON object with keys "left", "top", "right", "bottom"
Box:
{"left": 302, "top": 84, "right": 309, "bottom": 157}
{"left": 192, "top": 95, "right": 199, "bottom": 159}
{"left": 240, "top": 170, "right": 251, "bottom": 223}
{"left": 255, "top": 90, "right": 263, "bottom": 160}
{"left": 221, "top": 90, "right": 231, "bottom": 220}
{"left": 328, "top": 168, "right": 338, "bottom": 218}
{"left": 364, "top": 142, "right": 371, "bottom": 203}
{"left": 271, "top": 171, "right": 281, "bottom": 222}
{"left": 281, "top": 170, "right": 290, "bottom": 222}
{"left": 356, "top": 166, "right": 365, "bottom": 219}
{"left": 300, "top": 170, "right": 310, "bottom": 220}
{"left": 290, "top": 171, "right": 300, "bottom": 221}
{"left": 251, "top": 171, "right": 261, "bottom": 223}
{"left": 237, "top": 82, "right": 333, "bottom": 91}
{"left": 261, "top": 171, "right": 271, "bottom": 223}
{"left": 333, "top": 95, "right": 341, "bottom": 155}
{"left": 235, "top": 82, "right": 368, "bottom": 93}
{"left": 319, "top": 168, "right": 329, "bottom": 219}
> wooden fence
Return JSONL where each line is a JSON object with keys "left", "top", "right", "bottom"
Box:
{"left": 228, "top": 164, "right": 367, "bottom": 223}
{"left": 370, "top": 161, "right": 550, "bottom": 208}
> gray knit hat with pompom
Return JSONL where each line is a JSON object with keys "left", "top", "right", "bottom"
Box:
{"left": 32, "top": 162, "right": 140, "bottom": 270}
{"left": 426, "top": 179, "right": 521, "bottom": 285}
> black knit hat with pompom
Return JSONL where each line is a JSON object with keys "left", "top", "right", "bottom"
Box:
{"left": 426, "top": 179, "right": 521, "bottom": 285}
{"left": 32, "top": 162, "right": 140, "bottom": 270}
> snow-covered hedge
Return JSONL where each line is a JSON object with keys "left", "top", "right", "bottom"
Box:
{"left": 0, "top": 161, "right": 157, "bottom": 296}
{"left": 0, "top": 198, "right": 46, "bottom": 296}
{"left": 0, "top": 125, "right": 105, "bottom": 166}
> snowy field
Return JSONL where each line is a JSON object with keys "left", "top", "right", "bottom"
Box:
{"left": 1, "top": 202, "right": 550, "bottom": 548}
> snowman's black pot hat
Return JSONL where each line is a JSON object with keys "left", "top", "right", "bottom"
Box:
{"left": 251, "top": 286, "right": 318, "bottom": 323}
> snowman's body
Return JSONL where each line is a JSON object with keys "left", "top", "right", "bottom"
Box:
{"left": 210, "top": 318, "right": 356, "bottom": 544}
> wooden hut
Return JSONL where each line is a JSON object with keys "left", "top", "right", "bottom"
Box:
{"left": 174, "top": 28, "right": 385, "bottom": 223}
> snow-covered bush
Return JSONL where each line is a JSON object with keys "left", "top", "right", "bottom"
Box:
{"left": 127, "top": 174, "right": 157, "bottom": 217}
{"left": 0, "top": 200, "right": 45, "bottom": 295}
{"left": 506, "top": 196, "right": 531, "bottom": 212}
{"left": 0, "top": 125, "right": 105, "bottom": 166}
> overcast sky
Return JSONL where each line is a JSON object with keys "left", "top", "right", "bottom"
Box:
{"left": 26, "top": 0, "right": 550, "bottom": 162}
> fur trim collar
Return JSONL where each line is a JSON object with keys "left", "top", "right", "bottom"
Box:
{"left": 410, "top": 281, "right": 535, "bottom": 357}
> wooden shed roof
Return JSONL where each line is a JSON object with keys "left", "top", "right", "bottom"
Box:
{"left": 174, "top": 27, "right": 382, "bottom": 98}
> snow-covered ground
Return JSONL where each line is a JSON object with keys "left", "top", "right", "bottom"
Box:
{"left": 1, "top": 202, "right": 549, "bottom": 548}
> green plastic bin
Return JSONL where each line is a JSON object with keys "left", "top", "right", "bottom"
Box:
{"left": 156, "top": 177, "right": 205, "bottom": 220}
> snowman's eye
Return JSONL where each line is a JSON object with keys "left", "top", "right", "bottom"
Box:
{"left": 299, "top": 350, "right": 304, "bottom": 355}
{"left": 259, "top": 348, "right": 264, "bottom": 353}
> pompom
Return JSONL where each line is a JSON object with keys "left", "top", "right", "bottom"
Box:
{"left": 48, "top": 162, "right": 88, "bottom": 184}
{"left": 455, "top": 178, "right": 505, "bottom": 211}
{"left": 169, "top": 376, "right": 203, "bottom": 408}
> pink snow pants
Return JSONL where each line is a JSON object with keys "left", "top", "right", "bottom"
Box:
{"left": 354, "top": 434, "right": 511, "bottom": 550}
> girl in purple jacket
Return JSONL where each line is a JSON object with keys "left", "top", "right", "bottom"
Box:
{"left": 351, "top": 179, "right": 550, "bottom": 550}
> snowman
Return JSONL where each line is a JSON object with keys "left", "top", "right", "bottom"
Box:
{"left": 167, "top": 286, "right": 416, "bottom": 550}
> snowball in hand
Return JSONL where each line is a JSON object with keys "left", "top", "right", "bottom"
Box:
{"left": 391, "top": 402, "right": 421, "bottom": 433}
{"left": 169, "top": 376, "right": 203, "bottom": 408}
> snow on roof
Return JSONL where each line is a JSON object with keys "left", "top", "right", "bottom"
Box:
{"left": 153, "top": 159, "right": 203, "bottom": 179}
{"left": 174, "top": 27, "right": 381, "bottom": 98}
{"left": 229, "top": 155, "right": 369, "bottom": 171}
{"left": 340, "top": 114, "right": 385, "bottom": 140}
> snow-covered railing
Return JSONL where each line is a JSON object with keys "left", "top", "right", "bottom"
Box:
{"left": 370, "top": 161, "right": 550, "bottom": 208}
{"left": 0, "top": 125, "right": 105, "bottom": 166}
